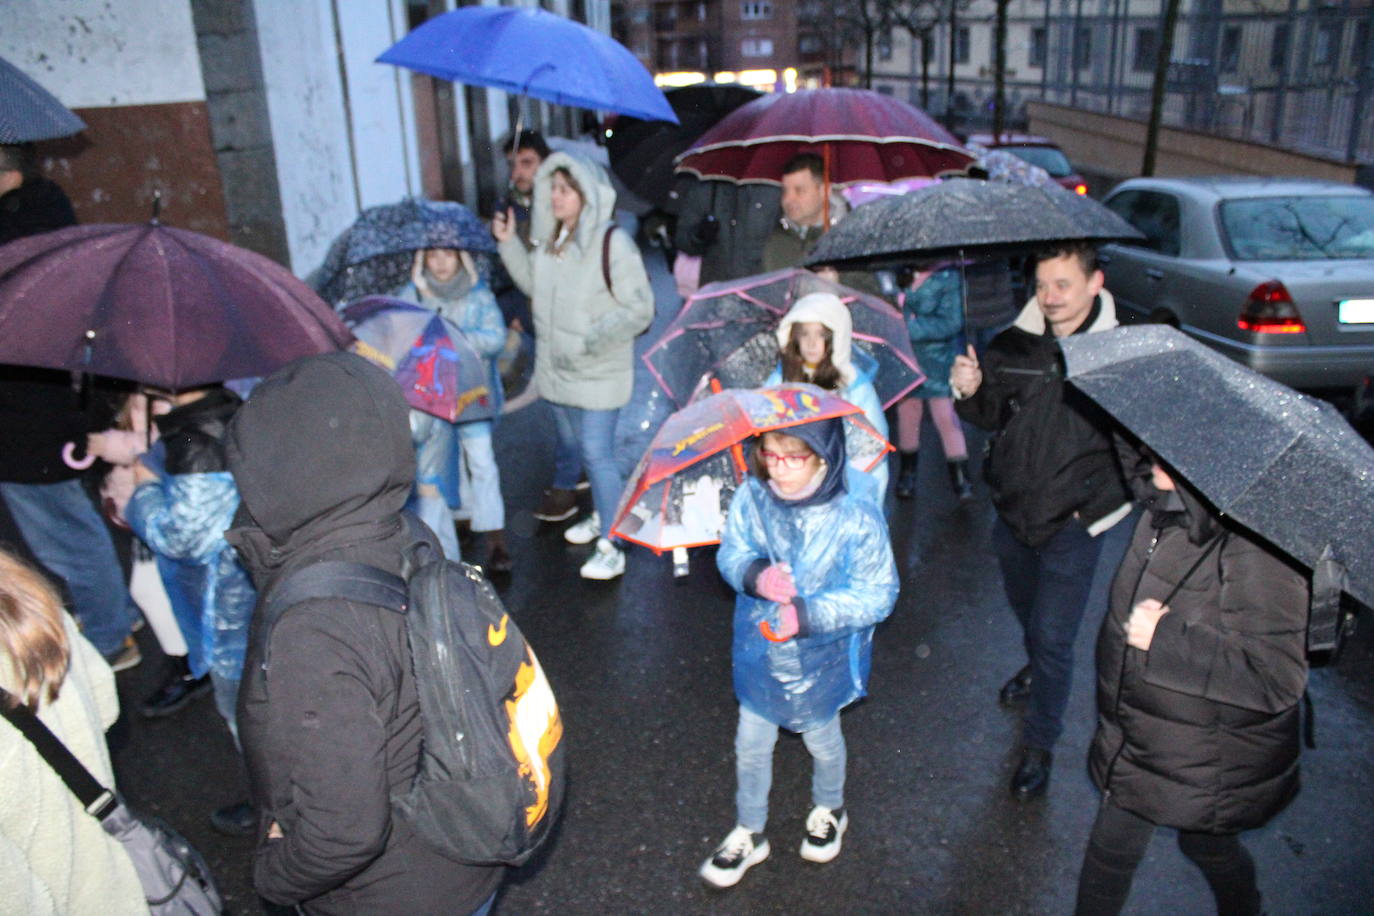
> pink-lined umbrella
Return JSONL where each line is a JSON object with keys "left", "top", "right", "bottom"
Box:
{"left": 0, "top": 222, "right": 352, "bottom": 389}
{"left": 674, "top": 88, "right": 973, "bottom": 187}
{"left": 643, "top": 267, "right": 924, "bottom": 410}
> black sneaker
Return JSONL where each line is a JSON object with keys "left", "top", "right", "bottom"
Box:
{"left": 210, "top": 801, "right": 257, "bottom": 837}
{"left": 800, "top": 805, "right": 848, "bottom": 863}
{"left": 699, "top": 825, "right": 769, "bottom": 888}
{"left": 533, "top": 487, "right": 578, "bottom": 522}
{"left": 140, "top": 656, "right": 213, "bottom": 719}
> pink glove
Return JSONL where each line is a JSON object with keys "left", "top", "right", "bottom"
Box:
{"left": 760, "top": 604, "right": 800, "bottom": 642}
{"left": 756, "top": 563, "right": 796, "bottom": 603}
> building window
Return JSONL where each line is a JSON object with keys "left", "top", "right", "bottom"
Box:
{"left": 1030, "top": 27, "right": 1046, "bottom": 68}
{"left": 955, "top": 26, "right": 970, "bottom": 64}
{"left": 1314, "top": 21, "right": 1342, "bottom": 66}
{"left": 1133, "top": 27, "right": 1157, "bottom": 72}
{"left": 876, "top": 84, "right": 895, "bottom": 95}
{"left": 1219, "top": 26, "right": 1241, "bottom": 73}
{"left": 878, "top": 34, "right": 893, "bottom": 61}
{"left": 742, "top": 37, "right": 774, "bottom": 56}
{"left": 741, "top": 1, "right": 772, "bottom": 20}
{"left": 1270, "top": 23, "right": 1288, "bottom": 71}
{"left": 799, "top": 33, "right": 824, "bottom": 54}
{"left": 1074, "top": 26, "right": 1092, "bottom": 69}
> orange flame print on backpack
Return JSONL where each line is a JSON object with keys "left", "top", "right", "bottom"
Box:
{"left": 505, "top": 647, "right": 564, "bottom": 827}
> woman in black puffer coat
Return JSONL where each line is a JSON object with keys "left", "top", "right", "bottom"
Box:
{"left": 1075, "top": 452, "right": 1309, "bottom": 916}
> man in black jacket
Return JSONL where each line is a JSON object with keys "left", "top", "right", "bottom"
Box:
{"left": 951, "top": 243, "right": 1130, "bottom": 801}
{"left": 225, "top": 353, "right": 504, "bottom": 915}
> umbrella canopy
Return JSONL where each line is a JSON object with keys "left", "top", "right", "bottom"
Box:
{"left": 611, "top": 383, "right": 890, "bottom": 553}
{"left": 0, "top": 222, "right": 351, "bottom": 389}
{"left": 313, "top": 198, "right": 494, "bottom": 306}
{"left": 1060, "top": 324, "right": 1374, "bottom": 617}
{"left": 674, "top": 88, "right": 973, "bottom": 186}
{"left": 0, "top": 54, "right": 85, "bottom": 143}
{"left": 804, "top": 177, "right": 1145, "bottom": 271}
{"left": 342, "top": 296, "right": 497, "bottom": 423}
{"left": 377, "top": 6, "right": 677, "bottom": 124}
{"left": 643, "top": 268, "right": 925, "bottom": 410}
{"left": 607, "top": 84, "right": 760, "bottom": 208}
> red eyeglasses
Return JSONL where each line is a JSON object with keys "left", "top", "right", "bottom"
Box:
{"left": 759, "top": 450, "right": 812, "bottom": 469}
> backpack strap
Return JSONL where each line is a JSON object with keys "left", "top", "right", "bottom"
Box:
{"left": 0, "top": 689, "right": 118, "bottom": 819}
{"left": 601, "top": 222, "right": 618, "bottom": 300}
{"left": 256, "top": 561, "right": 409, "bottom": 669}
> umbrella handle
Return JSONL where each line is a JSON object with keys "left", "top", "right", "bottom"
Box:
{"left": 62, "top": 441, "right": 96, "bottom": 471}
{"left": 759, "top": 619, "right": 791, "bottom": 642}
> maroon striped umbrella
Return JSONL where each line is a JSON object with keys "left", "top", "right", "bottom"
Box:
{"left": 674, "top": 88, "right": 974, "bottom": 186}
{"left": 0, "top": 222, "right": 352, "bottom": 389}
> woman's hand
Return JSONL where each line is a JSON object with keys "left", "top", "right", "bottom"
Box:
{"left": 132, "top": 459, "right": 159, "bottom": 486}
{"left": 491, "top": 207, "right": 515, "bottom": 244}
{"left": 1126, "top": 598, "right": 1169, "bottom": 651}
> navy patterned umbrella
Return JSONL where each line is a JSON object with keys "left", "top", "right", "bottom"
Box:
{"left": 313, "top": 198, "right": 496, "bottom": 307}
{"left": 0, "top": 54, "right": 85, "bottom": 143}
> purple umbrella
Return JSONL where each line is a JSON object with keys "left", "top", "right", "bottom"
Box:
{"left": 0, "top": 222, "right": 352, "bottom": 389}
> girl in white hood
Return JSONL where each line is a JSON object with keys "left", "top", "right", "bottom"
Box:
{"left": 769, "top": 292, "right": 889, "bottom": 500}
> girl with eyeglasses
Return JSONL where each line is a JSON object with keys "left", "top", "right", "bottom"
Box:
{"left": 699, "top": 414, "right": 898, "bottom": 890}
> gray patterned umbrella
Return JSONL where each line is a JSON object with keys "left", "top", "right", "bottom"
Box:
{"left": 0, "top": 55, "right": 85, "bottom": 143}
{"left": 312, "top": 198, "right": 496, "bottom": 307}
{"left": 1061, "top": 324, "right": 1374, "bottom": 637}
{"left": 803, "top": 177, "right": 1144, "bottom": 271}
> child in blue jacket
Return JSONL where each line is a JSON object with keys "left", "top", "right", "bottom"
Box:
{"left": 700, "top": 412, "right": 899, "bottom": 889}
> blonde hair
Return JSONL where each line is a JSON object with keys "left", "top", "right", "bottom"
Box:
{"left": 0, "top": 549, "right": 71, "bottom": 710}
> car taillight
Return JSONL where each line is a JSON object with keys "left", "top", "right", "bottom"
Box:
{"left": 1073, "top": 183, "right": 1088, "bottom": 195}
{"left": 1238, "top": 280, "right": 1306, "bottom": 334}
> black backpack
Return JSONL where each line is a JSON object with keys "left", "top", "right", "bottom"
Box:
{"left": 257, "top": 545, "right": 566, "bottom": 867}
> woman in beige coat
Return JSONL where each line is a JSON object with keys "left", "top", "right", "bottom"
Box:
{"left": 0, "top": 548, "right": 148, "bottom": 915}
{"left": 495, "top": 150, "right": 653, "bottom": 580}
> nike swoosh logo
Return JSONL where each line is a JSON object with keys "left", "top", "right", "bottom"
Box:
{"left": 488, "top": 613, "right": 509, "bottom": 647}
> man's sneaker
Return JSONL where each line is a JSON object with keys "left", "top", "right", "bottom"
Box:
{"left": 534, "top": 488, "right": 578, "bottom": 522}
{"left": 104, "top": 636, "right": 142, "bottom": 673}
{"left": 563, "top": 511, "right": 601, "bottom": 545}
{"left": 700, "top": 825, "right": 770, "bottom": 889}
{"left": 800, "top": 805, "right": 848, "bottom": 863}
{"left": 574, "top": 474, "right": 591, "bottom": 492}
{"left": 579, "top": 537, "right": 625, "bottom": 580}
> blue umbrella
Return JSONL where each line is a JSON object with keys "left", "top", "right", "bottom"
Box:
{"left": 1, "top": 54, "right": 86, "bottom": 143}
{"left": 377, "top": 6, "right": 677, "bottom": 125}
{"left": 313, "top": 198, "right": 495, "bottom": 307}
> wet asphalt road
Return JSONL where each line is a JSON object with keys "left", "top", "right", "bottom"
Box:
{"left": 4, "top": 246, "right": 1372, "bottom": 914}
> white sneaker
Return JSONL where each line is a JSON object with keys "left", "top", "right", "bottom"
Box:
{"left": 700, "top": 825, "right": 770, "bottom": 888}
{"left": 563, "top": 511, "right": 600, "bottom": 545}
{"left": 579, "top": 537, "right": 625, "bottom": 580}
{"left": 800, "top": 805, "right": 847, "bottom": 863}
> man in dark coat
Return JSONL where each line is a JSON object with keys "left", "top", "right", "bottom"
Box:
{"left": 1075, "top": 455, "right": 1308, "bottom": 915}
{"left": 225, "top": 352, "right": 504, "bottom": 915}
{"left": 951, "top": 242, "right": 1131, "bottom": 800}
{"left": 0, "top": 143, "right": 139, "bottom": 669}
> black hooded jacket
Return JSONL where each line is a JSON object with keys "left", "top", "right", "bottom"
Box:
{"left": 225, "top": 353, "right": 503, "bottom": 915}
{"left": 1089, "top": 472, "right": 1309, "bottom": 833}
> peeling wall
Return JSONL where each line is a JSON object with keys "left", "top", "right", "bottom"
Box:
{"left": 4, "top": 0, "right": 227, "bottom": 236}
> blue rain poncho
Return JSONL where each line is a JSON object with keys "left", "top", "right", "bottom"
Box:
{"left": 127, "top": 448, "right": 255, "bottom": 682}
{"left": 716, "top": 417, "right": 899, "bottom": 732}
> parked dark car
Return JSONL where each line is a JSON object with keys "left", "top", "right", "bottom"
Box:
{"left": 965, "top": 132, "right": 1088, "bottom": 195}
{"left": 1100, "top": 176, "right": 1374, "bottom": 393}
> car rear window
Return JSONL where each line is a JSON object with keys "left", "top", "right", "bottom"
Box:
{"left": 1220, "top": 195, "right": 1374, "bottom": 260}
{"left": 1002, "top": 146, "right": 1073, "bottom": 177}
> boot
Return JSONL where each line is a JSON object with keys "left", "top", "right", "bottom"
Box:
{"left": 895, "top": 451, "right": 919, "bottom": 499}
{"left": 947, "top": 459, "right": 974, "bottom": 502}
{"left": 139, "top": 655, "right": 212, "bottom": 719}
{"left": 484, "top": 529, "right": 513, "bottom": 575}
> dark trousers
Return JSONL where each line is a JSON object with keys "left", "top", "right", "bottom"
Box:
{"left": 993, "top": 517, "right": 1103, "bottom": 750}
{"left": 1075, "top": 799, "right": 1261, "bottom": 916}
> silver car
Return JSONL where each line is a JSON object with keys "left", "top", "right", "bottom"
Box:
{"left": 1099, "top": 176, "right": 1374, "bottom": 392}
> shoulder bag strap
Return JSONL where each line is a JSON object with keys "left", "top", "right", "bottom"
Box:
{"left": 256, "top": 561, "right": 409, "bottom": 669}
{"left": 601, "top": 222, "right": 619, "bottom": 301}
{"left": 0, "top": 689, "right": 117, "bottom": 820}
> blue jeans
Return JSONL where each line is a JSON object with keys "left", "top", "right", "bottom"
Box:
{"left": 0, "top": 479, "right": 135, "bottom": 657}
{"left": 549, "top": 404, "right": 621, "bottom": 540}
{"left": 734, "top": 705, "right": 846, "bottom": 834}
{"left": 993, "top": 517, "right": 1104, "bottom": 751}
